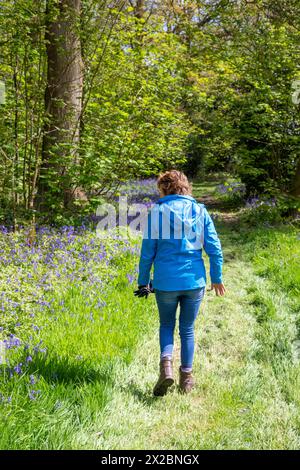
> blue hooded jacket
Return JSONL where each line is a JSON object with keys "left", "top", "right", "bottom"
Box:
{"left": 137, "top": 194, "right": 223, "bottom": 291}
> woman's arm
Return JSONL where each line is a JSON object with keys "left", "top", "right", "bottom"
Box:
{"left": 203, "top": 206, "right": 226, "bottom": 296}
{"left": 137, "top": 210, "right": 158, "bottom": 286}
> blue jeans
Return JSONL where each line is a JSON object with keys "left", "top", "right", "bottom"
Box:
{"left": 154, "top": 287, "right": 205, "bottom": 369}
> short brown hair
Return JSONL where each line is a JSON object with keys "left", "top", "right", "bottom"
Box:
{"left": 157, "top": 170, "right": 192, "bottom": 196}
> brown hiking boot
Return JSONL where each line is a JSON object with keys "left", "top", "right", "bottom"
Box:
{"left": 153, "top": 357, "right": 174, "bottom": 397}
{"left": 179, "top": 366, "right": 195, "bottom": 394}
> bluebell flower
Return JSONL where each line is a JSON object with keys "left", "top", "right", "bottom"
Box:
{"left": 14, "top": 363, "right": 23, "bottom": 375}
{"left": 29, "top": 390, "right": 41, "bottom": 401}
{"left": 29, "top": 374, "right": 36, "bottom": 385}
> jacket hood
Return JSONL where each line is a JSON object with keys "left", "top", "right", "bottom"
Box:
{"left": 154, "top": 194, "right": 204, "bottom": 246}
{"left": 156, "top": 194, "right": 203, "bottom": 228}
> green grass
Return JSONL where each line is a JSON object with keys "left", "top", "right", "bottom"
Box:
{"left": 93, "top": 255, "right": 300, "bottom": 450}
{"left": 0, "top": 230, "right": 156, "bottom": 449}
{"left": 1, "top": 176, "right": 300, "bottom": 449}
{"left": 0, "top": 267, "right": 157, "bottom": 450}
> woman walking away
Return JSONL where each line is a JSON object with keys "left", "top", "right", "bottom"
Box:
{"left": 134, "top": 170, "right": 225, "bottom": 396}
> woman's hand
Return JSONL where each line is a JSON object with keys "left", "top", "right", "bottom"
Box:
{"left": 134, "top": 285, "right": 151, "bottom": 298}
{"left": 209, "top": 283, "right": 226, "bottom": 296}
{"left": 134, "top": 281, "right": 154, "bottom": 298}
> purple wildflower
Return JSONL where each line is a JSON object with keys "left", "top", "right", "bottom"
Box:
{"left": 127, "top": 273, "right": 134, "bottom": 284}
{"left": 29, "top": 390, "right": 41, "bottom": 401}
{"left": 29, "top": 374, "right": 36, "bottom": 385}
{"left": 14, "top": 363, "right": 23, "bottom": 375}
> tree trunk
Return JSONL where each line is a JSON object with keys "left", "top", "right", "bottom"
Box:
{"left": 290, "top": 157, "right": 300, "bottom": 197}
{"left": 38, "top": 0, "right": 83, "bottom": 211}
{"left": 135, "top": 0, "right": 145, "bottom": 19}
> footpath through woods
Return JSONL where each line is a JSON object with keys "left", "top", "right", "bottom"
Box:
{"left": 1, "top": 177, "right": 299, "bottom": 450}
{"left": 88, "top": 179, "right": 300, "bottom": 450}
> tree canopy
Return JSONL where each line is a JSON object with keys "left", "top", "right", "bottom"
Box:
{"left": 0, "top": 0, "right": 299, "bottom": 222}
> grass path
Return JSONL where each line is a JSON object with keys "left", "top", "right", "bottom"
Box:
{"left": 2, "top": 179, "right": 299, "bottom": 449}
{"left": 78, "top": 187, "right": 300, "bottom": 450}
{"left": 90, "top": 261, "right": 299, "bottom": 449}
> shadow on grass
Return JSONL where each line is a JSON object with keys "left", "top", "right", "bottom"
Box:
{"left": 120, "top": 380, "right": 176, "bottom": 407}
{"left": 28, "top": 354, "right": 115, "bottom": 387}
